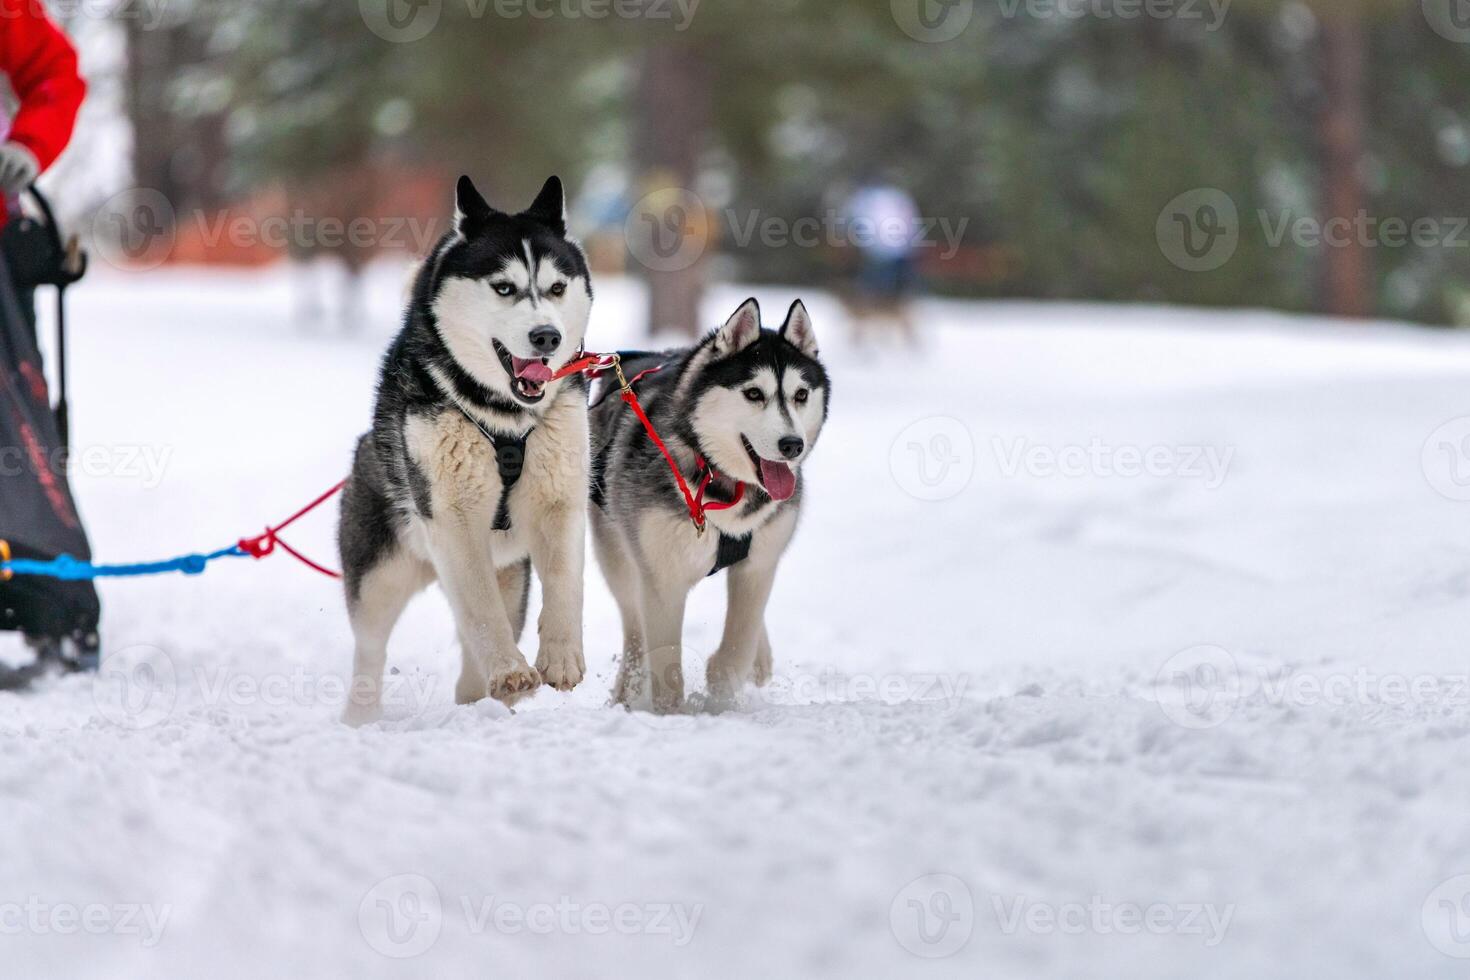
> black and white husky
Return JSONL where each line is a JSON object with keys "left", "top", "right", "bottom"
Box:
{"left": 590, "top": 298, "right": 830, "bottom": 711}
{"left": 338, "top": 175, "right": 592, "bottom": 725}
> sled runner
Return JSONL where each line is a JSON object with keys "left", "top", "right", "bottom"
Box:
{"left": 0, "top": 186, "right": 95, "bottom": 684}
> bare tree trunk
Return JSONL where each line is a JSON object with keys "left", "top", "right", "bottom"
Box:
{"left": 1318, "top": 14, "right": 1370, "bottom": 319}
{"left": 121, "top": 18, "right": 179, "bottom": 202}
{"left": 635, "top": 44, "right": 710, "bottom": 337}
{"left": 122, "top": 17, "right": 227, "bottom": 212}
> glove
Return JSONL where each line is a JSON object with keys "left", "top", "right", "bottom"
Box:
{"left": 0, "top": 142, "right": 39, "bottom": 196}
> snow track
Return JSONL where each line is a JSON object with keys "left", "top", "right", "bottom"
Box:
{"left": 4, "top": 268, "right": 1470, "bottom": 978}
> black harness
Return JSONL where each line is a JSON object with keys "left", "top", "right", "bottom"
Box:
{"left": 709, "top": 532, "right": 751, "bottom": 577}
{"left": 486, "top": 430, "right": 528, "bottom": 531}
{"left": 455, "top": 405, "right": 530, "bottom": 532}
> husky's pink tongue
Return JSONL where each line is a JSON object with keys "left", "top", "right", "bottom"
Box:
{"left": 759, "top": 458, "right": 796, "bottom": 501}
{"left": 512, "top": 356, "right": 554, "bottom": 384}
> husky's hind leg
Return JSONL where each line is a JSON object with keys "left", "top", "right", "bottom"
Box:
{"left": 500, "top": 558, "right": 531, "bottom": 641}
{"left": 343, "top": 548, "right": 428, "bottom": 725}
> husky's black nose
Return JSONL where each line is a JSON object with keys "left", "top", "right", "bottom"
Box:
{"left": 778, "top": 436, "right": 804, "bottom": 459}
{"left": 528, "top": 325, "right": 562, "bottom": 355}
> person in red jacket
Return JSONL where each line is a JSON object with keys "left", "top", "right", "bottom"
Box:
{"left": 0, "top": 0, "right": 85, "bottom": 219}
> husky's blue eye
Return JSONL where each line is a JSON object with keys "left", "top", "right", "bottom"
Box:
{"left": 743, "top": 387, "right": 764, "bottom": 403}
{"left": 493, "top": 282, "right": 515, "bottom": 297}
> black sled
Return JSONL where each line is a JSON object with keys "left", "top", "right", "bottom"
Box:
{"left": 0, "top": 187, "right": 97, "bottom": 685}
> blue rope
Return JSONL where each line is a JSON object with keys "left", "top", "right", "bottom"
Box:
{"left": 2, "top": 545, "right": 246, "bottom": 581}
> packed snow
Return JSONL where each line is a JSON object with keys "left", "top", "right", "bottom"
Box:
{"left": 5, "top": 263, "right": 1470, "bottom": 978}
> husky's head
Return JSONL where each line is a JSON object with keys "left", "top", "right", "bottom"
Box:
{"left": 429, "top": 175, "right": 592, "bottom": 407}
{"left": 689, "top": 298, "right": 829, "bottom": 502}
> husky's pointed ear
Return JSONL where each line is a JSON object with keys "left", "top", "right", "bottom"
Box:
{"left": 715, "top": 298, "right": 762, "bottom": 353}
{"left": 523, "top": 175, "right": 566, "bottom": 236}
{"left": 780, "top": 299, "right": 818, "bottom": 357}
{"left": 455, "top": 175, "right": 497, "bottom": 238}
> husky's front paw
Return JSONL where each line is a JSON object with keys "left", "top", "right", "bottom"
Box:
{"left": 705, "top": 652, "right": 751, "bottom": 703}
{"left": 488, "top": 662, "right": 541, "bottom": 704}
{"left": 536, "top": 641, "right": 585, "bottom": 692}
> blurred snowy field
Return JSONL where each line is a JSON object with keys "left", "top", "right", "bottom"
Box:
{"left": 4, "top": 264, "right": 1470, "bottom": 977}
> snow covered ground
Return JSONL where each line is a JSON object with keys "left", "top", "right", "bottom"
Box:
{"left": 5, "top": 263, "right": 1470, "bottom": 978}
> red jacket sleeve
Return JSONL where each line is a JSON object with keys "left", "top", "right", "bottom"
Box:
{"left": 0, "top": 0, "right": 85, "bottom": 172}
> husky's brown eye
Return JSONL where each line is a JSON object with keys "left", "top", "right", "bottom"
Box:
{"left": 547, "top": 281, "right": 567, "bottom": 297}
{"left": 794, "top": 388, "right": 809, "bottom": 404}
{"left": 492, "top": 282, "right": 515, "bottom": 297}
{"left": 743, "top": 387, "right": 765, "bottom": 403}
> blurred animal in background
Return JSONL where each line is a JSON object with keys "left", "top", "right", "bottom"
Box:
{"left": 589, "top": 297, "right": 830, "bottom": 713}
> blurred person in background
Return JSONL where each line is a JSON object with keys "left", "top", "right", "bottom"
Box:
{"left": 842, "top": 176, "right": 921, "bottom": 348}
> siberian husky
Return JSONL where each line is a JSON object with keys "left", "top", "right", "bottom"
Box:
{"left": 338, "top": 175, "right": 592, "bottom": 724}
{"left": 589, "top": 298, "right": 830, "bottom": 711}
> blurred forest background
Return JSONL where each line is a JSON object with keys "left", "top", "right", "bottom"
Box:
{"left": 49, "top": 0, "right": 1470, "bottom": 330}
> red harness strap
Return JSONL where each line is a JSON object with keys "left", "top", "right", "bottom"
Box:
{"left": 577, "top": 354, "right": 746, "bottom": 534}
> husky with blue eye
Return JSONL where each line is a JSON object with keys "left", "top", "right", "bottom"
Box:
{"left": 589, "top": 298, "right": 830, "bottom": 712}
{"left": 337, "top": 175, "right": 593, "bottom": 724}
